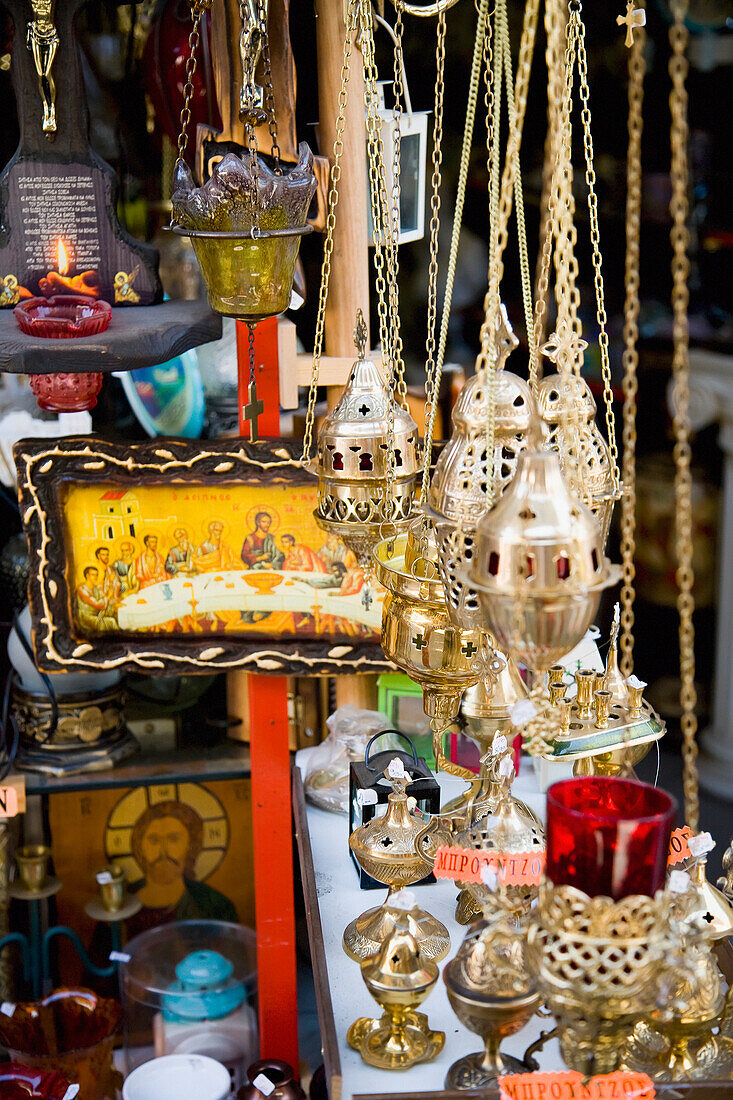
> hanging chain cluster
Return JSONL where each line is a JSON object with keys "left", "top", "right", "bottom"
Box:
{"left": 175, "top": 12, "right": 206, "bottom": 168}
{"left": 668, "top": 0, "right": 699, "bottom": 831}
{"left": 619, "top": 14, "right": 646, "bottom": 677}
{"left": 424, "top": 8, "right": 447, "bottom": 432}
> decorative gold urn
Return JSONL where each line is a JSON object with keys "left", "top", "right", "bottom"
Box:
{"left": 374, "top": 521, "right": 489, "bottom": 723}
{"left": 468, "top": 449, "right": 621, "bottom": 671}
{"left": 537, "top": 371, "right": 620, "bottom": 547}
{"left": 312, "top": 312, "right": 421, "bottom": 569}
{"left": 443, "top": 915, "right": 540, "bottom": 1088}
{"left": 347, "top": 911, "right": 445, "bottom": 1070}
{"left": 345, "top": 765, "right": 449, "bottom": 962}
{"left": 428, "top": 359, "right": 536, "bottom": 629}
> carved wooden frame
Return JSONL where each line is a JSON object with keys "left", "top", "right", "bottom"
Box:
{"left": 15, "top": 436, "right": 391, "bottom": 676}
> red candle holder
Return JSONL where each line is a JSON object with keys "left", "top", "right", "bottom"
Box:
{"left": 14, "top": 295, "right": 111, "bottom": 339}
{"left": 29, "top": 372, "right": 104, "bottom": 413}
{"left": 545, "top": 776, "right": 676, "bottom": 899}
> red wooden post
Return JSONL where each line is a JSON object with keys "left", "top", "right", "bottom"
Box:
{"left": 235, "top": 315, "right": 299, "bottom": 1070}
{"left": 237, "top": 317, "right": 282, "bottom": 437}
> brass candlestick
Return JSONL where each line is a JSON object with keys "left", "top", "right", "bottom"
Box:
{"left": 96, "top": 865, "right": 126, "bottom": 913}
{"left": 15, "top": 845, "right": 51, "bottom": 893}
{"left": 345, "top": 766, "right": 449, "bottom": 962}
{"left": 444, "top": 916, "right": 540, "bottom": 1088}
{"left": 347, "top": 913, "right": 445, "bottom": 1070}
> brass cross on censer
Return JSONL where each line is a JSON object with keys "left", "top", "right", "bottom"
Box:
{"left": 617, "top": 0, "right": 646, "bottom": 47}
{"left": 243, "top": 378, "right": 264, "bottom": 440}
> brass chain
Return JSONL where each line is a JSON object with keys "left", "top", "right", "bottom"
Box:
{"left": 419, "top": 0, "right": 491, "bottom": 502}
{"left": 668, "top": 0, "right": 699, "bottom": 830}
{"left": 573, "top": 1, "right": 620, "bottom": 491}
{"left": 424, "top": 8, "right": 446, "bottom": 419}
{"left": 300, "top": 0, "right": 356, "bottom": 464}
{"left": 390, "top": 3, "right": 409, "bottom": 408}
{"left": 175, "top": 14, "right": 203, "bottom": 167}
{"left": 619, "top": 15, "right": 645, "bottom": 677}
{"left": 259, "top": 0, "right": 282, "bottom": 169}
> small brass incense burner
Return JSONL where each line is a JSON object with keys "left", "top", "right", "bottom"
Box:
{"left": 345, "top": 763, "right": 449, "bottom": 962}
{"left": 375, "top": 520, "right": 489, "bottom": 723}
{"left": 444, "top": 915, "right": 540, "bottom": 1088}
{"left": 468, "top": 449, "right": 621, "bottom": 672}
{"left": 347, "top": 910, "right": 445, "bottom": 1070}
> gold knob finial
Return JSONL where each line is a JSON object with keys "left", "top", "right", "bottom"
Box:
{"left": 354, "top": 308, "right": 368, "bottom": 360}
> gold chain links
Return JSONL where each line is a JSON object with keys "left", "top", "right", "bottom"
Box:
{"left": 573, "top": 2, "right": 620, "bottom": 492}
{"left": 419, "top": 0, "right": 491, "bottom": 503}
{"left": 390, "top": 4, "right": 409, "bottom": 409}
{"left": 175, "top": 14, "right": 203, "bottom": 166}
{"left": 619, "top": 15, "right": 645, "bottom": 677}
{"left": 300, "top": 0, "right": 356, "bottom": 464}
{"left": 668, "top": 0, "right": 699, "bottom": 830}
{"left": 424, "top": 9, "right": 446, "bottom": 420}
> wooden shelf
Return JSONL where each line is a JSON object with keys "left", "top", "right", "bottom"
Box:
{"left": 17, "top": 739, "right": 251, "bottom": 796}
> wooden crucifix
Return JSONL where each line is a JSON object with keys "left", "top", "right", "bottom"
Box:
{"left": 0, "top": 0, "right": 162, "bottom": 305}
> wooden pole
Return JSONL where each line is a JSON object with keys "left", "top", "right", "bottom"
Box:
{"left": 315, "top": 0, "right": 378, "bottom": 711}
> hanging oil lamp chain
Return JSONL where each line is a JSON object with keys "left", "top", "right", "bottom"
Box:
{"left": 619, "top": 12, "right": 646, "bottom": 677}
{"left": 668, "top": 0, "right": 699, "bottom": 831}
{"left": 419, "top": 0, "right": 492, "bottom": 504}
{"left": 424, "top": 8, "right": 447, "bottom": 419}
{"left": 300, "top": 0, "right": 357, "bottom": 465}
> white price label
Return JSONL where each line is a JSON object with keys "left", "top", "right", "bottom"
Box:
{"left": 1, "top": 1002, "right": 15, "bottom": 1017}
{"left": 688, "top": 832, "right": 715, "bottom": 857}
{"left": 63, "top": 1088, "right": 81, "bottom": 1100}
{"left": 498, "top": 755, "right": 515, "bottom": 780}
{"left": 253, "top": 1073, "right": 277, "bottom": 1096}
{"left": 492, "top": 735, "right": 508, "bottom": 756}
{"left": 109, "top": 950, "right": 131, "bottom": 963}
{"left": 96, "top": 871, "right": 113, "bottom": 885}
{"left": 668, "top": 870, "right": 690, "bottom": 894}
{"left": 356, "top": 788, "right": 378, "bottom": 807}
{"left": 387, "top": 757, "right": 406, "bottom": 779}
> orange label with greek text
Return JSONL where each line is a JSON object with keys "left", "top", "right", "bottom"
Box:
{"left": 433, "top": 845, "right": 545, "bottom": 886}
{"left": 499, "top": 1070, "right": 655, "bottom": 1099}
{"left": 667, "top": 825, "right": 693, "bottom": 867}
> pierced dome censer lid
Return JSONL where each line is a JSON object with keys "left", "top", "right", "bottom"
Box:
{"left": 467, "top": 449, "right": 621, "bottom": 671}
{"left": 312, "top": 311, "right": 421, "bottom": 569}
{"left": 537, "top": 371, "right": 620, "bottom": 547}
{"left": 427, "top": 314, "right": 537, "bottom": 629}
{"left": 374, "top": 519, "right": 489, "bottom": 722}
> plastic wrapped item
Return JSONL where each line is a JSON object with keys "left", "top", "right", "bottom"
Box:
{"left": 303, "top": 705, "right": 391, "bottom": 814}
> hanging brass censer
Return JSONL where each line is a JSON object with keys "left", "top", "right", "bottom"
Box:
{"left": 345, "top": 763, "right": 449, "bottom": 962}
{"left": 468, "top": 448, "right": 621, "bottom": 672}
{"left": 427, "top": 320, "right": 536, "bottom": 629}
{"left": 537, "top": 369, "right": 620, "bottom": 547}
{"left": 375, "top": 518, "right": 490, "bottom": 725}
{"left": 312, "top": 312, "right": 421, "bottom": 570}
{"left": 347, "top": 909, "right": 445, "bottom": 1070}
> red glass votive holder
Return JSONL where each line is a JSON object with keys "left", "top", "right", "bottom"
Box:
{"left": 29, "top": 372, "right": 104, "bottom": 412}
{"left": 14, "top": 295, "right": 111, "bottom": 338}
{"left": 545, "top": 776, "right": 677, "bottom": 899}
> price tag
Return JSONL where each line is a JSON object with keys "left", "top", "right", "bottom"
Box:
{"left": 499, "top": 1070, "right": 655, "bottom": 1099}
{"left": 387, "top": 757, "right": 406, "bottom": 779}
{"left": 253, "top": 1073, "right": 277, "bottom": 1096}
{"left": 667, "top": 825, "right": 693, "bottom": 867}
{"left": 1, "top": 1002, "right": 15, "bottom": 1017}
{"left": 109, "top": 951, "right": 131, "bottom": 963}
{"left": 492, "top": 734, "right": 508, "bottom": 756}
{"left": 63, "top": 1087, "right": 81, "bottom": 1100}
{"left": 356, "top": 789, "right": 378, "bottom": 807}
{"left": 688, "top": 831, "right": 715, "bottom": 858}
{"left": 434, "top": 845, "right": 545, "bottom": 886}
{"left": 96, "top": 871, "right": 113, "bottom": 885}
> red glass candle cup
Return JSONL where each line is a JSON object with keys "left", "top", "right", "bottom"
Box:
{"left": 14, "top": 295, "right": 111, "bottom": 338}
{"left": 30, "top": 372, "right": 104, "bottom": 412}
{"left": 545, "top": 777, "right": 677, "bottom": 899}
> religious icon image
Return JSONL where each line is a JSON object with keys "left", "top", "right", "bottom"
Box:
{"left": 62, "top": 480, "right": 382, "bottom": 641}
{"left": 104, "top": 783, "right": 237, "bottom": 933}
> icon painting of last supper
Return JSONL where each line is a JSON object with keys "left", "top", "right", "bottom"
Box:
{"left": 62, "top": 481, "right": 382, "bottom": 641}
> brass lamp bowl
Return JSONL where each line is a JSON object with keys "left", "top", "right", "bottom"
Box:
{"left": 443, "top": 962, "right": 539, "bottom": 1088}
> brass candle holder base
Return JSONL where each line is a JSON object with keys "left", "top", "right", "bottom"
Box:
{"left": 342, "top": 898, "right": 450, "bottom": 963}
{"left": 445, "top": 1049, "right": 527, "bottom": 1089}
{"left": 348, "top": 1009, "right": 445, "bottom": 1070}
{"left": 622, "top": 1022, "right": 733, "bottom": 1081}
